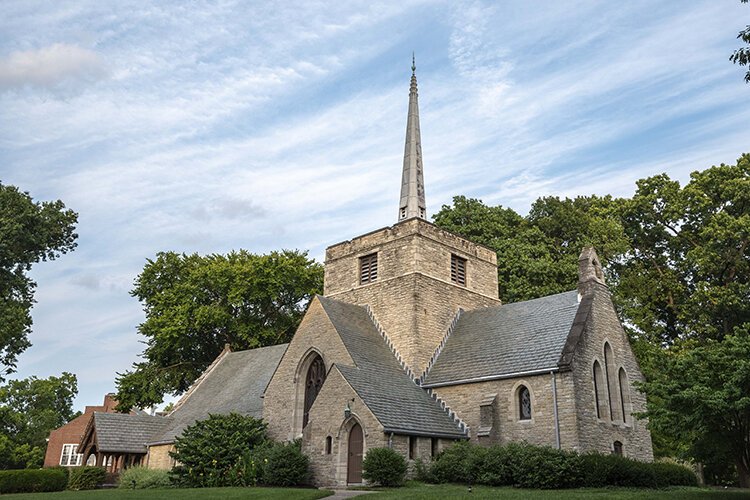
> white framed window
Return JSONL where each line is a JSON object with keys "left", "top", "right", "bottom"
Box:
{"left": 60, "top": 444, "right": 83, "bottom": 466}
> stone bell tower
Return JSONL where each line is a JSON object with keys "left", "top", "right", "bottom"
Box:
{"left": 323, "top": 59, "right": 500, "bottom": 378}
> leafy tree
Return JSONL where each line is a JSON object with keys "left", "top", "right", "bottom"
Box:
{"left": 170, "top": 413, "right": 267, "bottom": 487}
{"left": 612, "top": 155, "right": 750, "bottom": 351}
{"left": 0, "top": 184, "right": 78, "bottom": 380}
{"left": 644, "top": 329, "right": 750, "bottom": 487}
{"left": 730, "top": 0, "right": 750, "bottom": 83}
{"left": 433, "top": 195, "right": 627, "bottom": 302}
{"left": 116, "top": 249, "right": 323, "bottom": 410}
{"left": 0, "top": 372, "right": 79, "bottom": 469}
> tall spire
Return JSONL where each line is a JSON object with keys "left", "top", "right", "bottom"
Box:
{"left": 398, "top": 54, "right": 426, "bottom": 221}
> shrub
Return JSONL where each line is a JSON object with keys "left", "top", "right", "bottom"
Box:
{"left": 476, "top": 445, "right": 515, "bottom": 486}
{"left": 362, "top": 447, "right": 407, "bottom": 487}
{"left": 429, "top": 441, "right": 474, "bottom": 484}
{"left": 424, "top": 442, "right": 695, "bottom": 490}
{"left": 507, "top": 443, "right": 582, "bottom": 489}
{"left": 170, "top": 413, "right": 267, "bottom": 487}
{"left": 67, "top": 466, "right": 106, "bottom": 490}
{"left": 651, "top": 461, "right": 698, "bottom": 487}
{"left": 247, "top": 440, "right": 310, "bottom": 487}
{"left": 118, "top": 466, "right": 171, "bottom": 489}
{"left": 0, "top": 468, "right": 68, "bottom": 494}
{"left": 411, "top": 458, "right": 434, "bottom": 483}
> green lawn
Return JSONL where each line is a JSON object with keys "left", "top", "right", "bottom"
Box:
{"left": 0, "top": 487, "right": 331, "bottom": 500}
{"left": 2, "top": 485, "right": 748, "bottom": 500}
{"left": 366, "top": 483, "right": 750, "bottom": 499}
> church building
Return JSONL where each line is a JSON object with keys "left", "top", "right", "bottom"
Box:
{"left": 109, "top": 62, "right": 654, "bottom": 486}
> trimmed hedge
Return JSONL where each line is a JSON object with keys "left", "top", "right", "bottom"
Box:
{"left": 118, "top": 466, "right": 172, "bottom": 489}
{"left": 0, "top": 468, "right": 68, "bottom": 494}
{"left": 427, "top": 442, "right": 697, "bottom": 489}
{"left": 362, "top": 447, "right": 407, "bottom": 486}
{"left": 68, "top": 466, "right": 106, "bottom": 490}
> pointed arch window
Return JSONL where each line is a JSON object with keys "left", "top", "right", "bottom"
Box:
{"left": 603, "top": 342, "right": 622, "bottom": 422}
{"left": 593, "top": 360, "right": 606, "bottom": 419}
{"left": 519, "top": 386, "right": 532, "bottom": 420}
{"left": 303, "top": 354, "right": 326, "bottom": 428}
{"left": 619, "top": 367, "right": 631, "bottom": 424}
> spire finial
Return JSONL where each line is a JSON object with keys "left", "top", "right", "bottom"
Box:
{"left": 398, "top": 59, "right": 426, "bottom": 222}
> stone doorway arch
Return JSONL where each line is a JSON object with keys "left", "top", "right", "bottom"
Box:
{"left": 347, "top": 422, "right": 363, "bottom": 484}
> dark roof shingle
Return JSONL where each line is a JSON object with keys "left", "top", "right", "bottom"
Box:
{"left": 148, "top": 343, "right": 288, "bottom": 445}
{"left": 318, "top": 296, "right": 466, "bottom": 438}
{"left": 93, "top": 413, "right": 170, "bottom": 453}
{"left": 423, "top": 291, "right": 580, "bottom": 386}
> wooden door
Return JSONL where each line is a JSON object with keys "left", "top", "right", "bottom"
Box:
{"left": 347, "top": 423, "right": 363, "bottom": 483}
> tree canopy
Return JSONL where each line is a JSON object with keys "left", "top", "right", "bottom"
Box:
{"left": 433, "top": 153, "right": 750, "bottom": 485}
{"left": 731, "top": 0, "right": 750, "bottom": 83}
{"left": 115, "top": 249, "right": 323, "bottom": 410}
{"left": 0, "top": 183, "right": 78, "bottom": 380}
{"left": 0, "top": 372, "right": 79, "bottom": 469}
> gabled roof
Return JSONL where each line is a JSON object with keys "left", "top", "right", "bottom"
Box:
{"left": 423, "top": 291, "right": 581, "bottom": 387}
{"left": 89, "top": 413, "right": 170, "bottom": 453}
{"left": 148, "top": 343, "right": 288, "bottom": 445}
{"left": 317, "top": 296, "right": 466, "bottom": 438}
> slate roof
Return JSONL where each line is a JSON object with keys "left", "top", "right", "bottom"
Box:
{"left": 423, "top": 290, "right": 581, "bottom": 387}
{"left": 92, "top": 413, "right": 171, "bottom": 453}
{"left": 148, "top": 343, "right": 288, "bottom": 445}
{"left": 318, "top": 296, "right": 466, "bottom": 438}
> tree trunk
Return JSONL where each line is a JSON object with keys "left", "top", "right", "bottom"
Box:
{"left": 738, "top": 458, "right": 750, "bottom": 488}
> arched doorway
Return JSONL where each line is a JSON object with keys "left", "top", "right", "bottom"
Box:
{"left": 347, "top": 422, "right": 363, "bottom": 484}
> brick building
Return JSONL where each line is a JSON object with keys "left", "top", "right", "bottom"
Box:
{"left": 44, "top": 393, "right": 119, "bottom": 468}
{"left": 140, "top": 62, "right": 653, "bottom": 485}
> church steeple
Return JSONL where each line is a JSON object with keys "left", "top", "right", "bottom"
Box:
{"left": 398, "top": 54, "right": 426, "bottom": 221}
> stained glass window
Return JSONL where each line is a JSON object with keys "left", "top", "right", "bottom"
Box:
{"left": 519, "top": 386, "right": 532, "bottom": 420}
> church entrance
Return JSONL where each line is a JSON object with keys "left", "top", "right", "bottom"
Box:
{"left": 347, "top": 422, "right": 363, "bottom": 484}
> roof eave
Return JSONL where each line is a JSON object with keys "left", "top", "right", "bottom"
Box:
{"left": 382, "top": 427, "right": 468, "bottom": 440}
{"left": 422, "top": 367, "right": 559, "bottom": 389}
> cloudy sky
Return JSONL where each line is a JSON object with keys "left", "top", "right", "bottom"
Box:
{"left": 1, "top": 1, "right": 748, "bottom": 411}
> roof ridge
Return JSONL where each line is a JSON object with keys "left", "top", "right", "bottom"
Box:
{"left": 419, "top": 308, "right": 462, "bottom": 384}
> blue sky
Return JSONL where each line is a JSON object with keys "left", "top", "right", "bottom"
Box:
{"left": 1, "top": 1, "right": 748, "bottom": 411}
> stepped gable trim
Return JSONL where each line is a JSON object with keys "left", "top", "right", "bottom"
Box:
{"left": 425, "top": 387, "right": 470, "bottom": 435}
{"left": 365, "top": 305, "right": 417, "bottom": 382}
{"left": 169, "top": 344, "right": 232, "bottom": 415}
{"left": 364, "top": 305, "right": 469, "bottom": 436}
{"left": 419, "top": 309, "right": 463, "bottom": 384}
{"left": 557, "top": 293, "right": 595, "bottom": 371}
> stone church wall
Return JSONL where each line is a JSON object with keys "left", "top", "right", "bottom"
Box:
{"left": 570, "top": 286, "right": 653, "bottom": 460}
{"left": 302, "top": 367, "right": 385, "bottom": 487}
{"left": 146, "top": 444, "right": 174, "bottom": 470}
{"left": 263, "top": 298, "right": 355, "bottom": 442}
{"left": 431, "top": 372, "right": 579, "bottom": 449}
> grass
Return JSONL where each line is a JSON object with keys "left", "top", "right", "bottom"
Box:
{"left": 0, "top": 487, "right": 332, "bottom": 500}
{"left": 2, "top": 484, "right": 748, "bottom": 499}
{"left": 365, "top": 482, "right": 750, "bottom": 499}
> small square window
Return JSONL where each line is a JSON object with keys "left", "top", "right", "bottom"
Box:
{"left": 359, "top": 253, "right": 378, "bottom": 284}
{"left": 450, "top": 254, "right": 466, "bottom": 286}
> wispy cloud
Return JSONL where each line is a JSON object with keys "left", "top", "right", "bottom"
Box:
{"left": 0, "top": 43, "right": 107, "bottom": 93}
{"left": 3, "top": 0, "right": 748, "bottom": 411}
